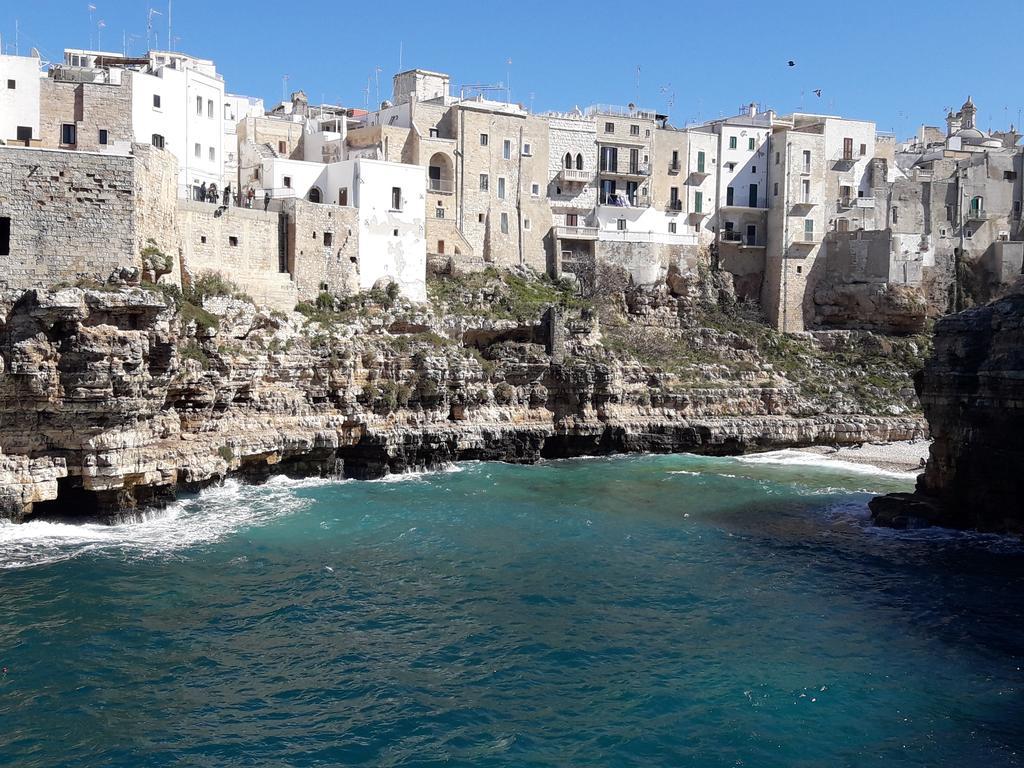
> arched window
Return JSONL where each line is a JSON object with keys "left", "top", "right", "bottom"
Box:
{"left": 564, "top": 153, "right": 572, "bottom": 169}
{"left": 576, "top": 153, "right": 584, "bottom": 170}
{"left": 308, "top": 187, "right": 322, "bottom": 203}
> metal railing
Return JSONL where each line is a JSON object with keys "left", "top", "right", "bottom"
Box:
{"left": 428, "top": 178, "right": 454, "bottom": 193}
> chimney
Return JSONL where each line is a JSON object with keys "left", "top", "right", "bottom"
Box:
{"left": 747, "top": 102, "right": 757, "bottom": 118}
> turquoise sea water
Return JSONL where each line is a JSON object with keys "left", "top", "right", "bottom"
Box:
{"left": 1, "top": 452, "right": 1022, "bottom": 767}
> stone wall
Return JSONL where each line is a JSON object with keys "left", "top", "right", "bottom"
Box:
{"left": 132, "top": 144, "right": 183, "bottom": 285}
{"left": 284, "top": 199, "right": 360, "bottom": 300}
{"left": 38, "top": 76, "right": 133, "bottom": 152}
{"left": 177, "top": 200, "right": 296, "bottom": 309}
{"left": 0, "top": 146, "right": 138, "bottom": 289}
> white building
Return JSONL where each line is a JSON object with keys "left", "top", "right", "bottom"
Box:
{"left": 0, "top": 52, "right": 42, "bottom": 144}
{"left": 259, "top": 154, "right": 427, "bottom": 301}
{"left": 223, "top": 93, "right": 265, "bottom": 189}
{"left": 57, "top": 48, "right": 227, "bottom": 198}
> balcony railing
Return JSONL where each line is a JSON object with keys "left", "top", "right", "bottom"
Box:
{"left": 555, "top": 225, "right": 599, "bottom": 240}
{"left": 428, "top": 178, "right": 454, "bottom": 194}
{"left": 832, "top": 151, "right": 857, "bottom": 169}
{"left": 667, "top": 199, "right": 683, "bottom": 212}
{"left": 599, "top": 163, "right": 651, "bottom": 178}
{"left": 966, "top": 208, "right": 989, "bottom": 221}
{"left": 560, "top": 168, "right": 591, "bottom": 183}
{"left": 668, "top": 161, "right": 681, "bottom": 174}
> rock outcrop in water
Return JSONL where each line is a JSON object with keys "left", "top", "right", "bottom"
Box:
{"left": 0, "top": 268, "right": 928, "bottom": 521}
{"left": 871, "top": 287, "right": 1024, "bottom": 533}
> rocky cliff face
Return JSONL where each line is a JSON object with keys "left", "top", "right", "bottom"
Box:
{"left": 871, "top": 288, "right": 1024, "bottom": 532}
{"left": 0, "top": 269, "right": 928, "bottom": 522}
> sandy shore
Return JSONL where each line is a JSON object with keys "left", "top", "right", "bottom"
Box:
{"left": 796, "top": 440, "right": 931, "bottom": 474}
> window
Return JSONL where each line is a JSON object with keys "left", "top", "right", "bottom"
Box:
{"left": 478, "top": 213, "right": 485, "bottom": 223}
{"left": 393, "top": 229, "right": 399, "bottom": 237}
{"left": 98, "top": 129, "right": 108, "bottom": 145}
{"left": 0, "top": 217, "right": 9, "bottom": 256}
{"left": 200, "top": 235, "right": 207, "bottom": 244}
{"left": 16, "top": 126, "right": 31, "bottom": 141}
{"left": 1015, "top": 200, "right": 1022, "bottom": 217}
{"left": 6, "top": 79, "right": 14, "bottom": 89}
{"left": 228, "top": 236, "right": 239, "bottom": 247}
{"left": 751, "top": 165, "right": 757, "bottom": 173}
{"left": 796, "top": 265, "right": 802, "bottom": 274}
{"left": 729, "top": 136, "right": 737, "bottom": 149}
{"left": 435, "top": 204, "right": 445, "bottom": 219}
{"left": 802, "top": 150, "right": 811, "bottom": 172}
{"left": 437, "top": 239, "right": 445, "bottom": 254}
{"left": 605, "top": 122, "right": 614, "bottom": 133}
{"left": 428, "top": 127, "right": 439, "bottom": 138}
{"left": 630, "top": 124, "right": 640, "bottom": 136}
{"left": 746, "top": 224, "right": 757, "bottom": 245}
{"left": 726, "top": 186, "right": 735, "bottom": 206}
{"left": 531, "top": 183, "right": 540, "bottom": 197}
{"left": 697, "top": 150, "right": 706, "bottom": 173}
{"left": 600, "top": 146, "right": 618, "bottom": 173}
{"left": 843, "top": 137, "right": 854, "bottom": 160}
{"left": 617, "top": 218, "right": 627, "bottom": 231}
{"left": 966, "top": 229, "right": 973, "bottom": 239}
{"left": 524, "top": 218, "right": 531, "bottom": 231}
{"left": 576, "top": 153, "right": 583, "bottom": 170}
{"left": 278, "top": 140, "right": 287, "bottom": 154}
{"left": 283, "top": 176, "right": 292, "bottom": 188}
{"left": 153, "top": 94, "right": 161, "bottom": 108}
{"left": 324, "top": 232, "right": 333, "bottom": 246}
{"left": 503, "top": 139, "right": 511, "bottom": 160}
{"left": 479, "top": 173, "right": 489, "bottom": 191}
{"left": 152, "top": 133, "right": 165, "bottom": 149}
{"left": 775, "top": 151, "right": 780, "bottom": 165}
{"left": 497, "top": 177, "right": 506, "bottom": 200}
{"left": 194, "top": 143, "right": 201, "bottom": 158}
{"left": 566, "top": 213, "right": 579, "bottom": 227}
{"left": 61, "top": 123, "right": 76, "bottom": 145}
{"left": 480, "top": 133, "right": 488, "bottom": 146}
{"left": 836, "top": 218, "right": 849, "bottom": 232}
{"left": 801, "top": 179, "right": 811, "bottom": 203}
{"left": 671, "top": 150, "right": 679, "bottom": 169}
{"left": 804, "top": 218, "right": 814, "bottom": 241}
{"left": 670, "top": 186, "right": 680, "bottom": 209}
{"left": 1004, "top": 171, "right": 1018, "bottom": 181}
{"left": 859, "top": 143, "right": 867, "bottom": 156}
{"left": 209, "top": 147, "right": 215, "bottom": 162}
{"left": 891, "top": 206, "right": 898, "bottom": 224}
{"left": 668, "top": 221, "right": 677, "bottom": 234}
{"left": 208, "top": 99, "right": 214, "bottom": 119}
{"left": 197, "top": 95, "right": 203, "bottom": 115}
{"left": 774, "top": 182, "right": 779, "bottom": 196}
{"left": 694, "top": 191, "right": 703, "bottom": 214}
{"left": 338, "top": 188, "right": 348, "bottom": 206}
{"left": 500, "top": 212, "right": 509, "bottom": 234}
{"left": 564, "top": 153, "right": 573, "bottom": 169}
{"left": 391, "top": 187, "right": 402, "bottom": 210}
{"left": 522, "top": 142, "right": 532, "bottom": 156}
{"left": 748, "top": 137, "right": 755, "bottom": 151}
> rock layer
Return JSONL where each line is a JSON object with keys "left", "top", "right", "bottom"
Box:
{"left": 871, "top": 289, "right": 1024, "bottom": 532}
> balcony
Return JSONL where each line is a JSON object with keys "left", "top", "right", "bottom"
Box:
{"left": 855, "top": 197, "right": 875, "bottom": 209}
{"left": 721, "top": 232, "right": 765, "bottom": 249}
{"left": 600, "top": 192, "right": 651, "bottom": 208}
{"left": 667, "top": 199, "right": 683, "bottom": 212}
{"left": 832, "top": 151, "right": 857, "bottom": 170}
{"left": 560, "top": 167, "right": 591, "bottom": 183}
{"left": 427, "top": 178, "right": 454, "bottom": 194}
{"left": 555, "top": 225, "right": 599, "bottom": 241}
{"left": 791, "top": 231, "right": 821, "bottom": 246}
{"left": 600, "top": 163, "right": 651, "bottom": 179}
{"left": 720, "top": 202, "right": 767, "bottom": 213}
{"left": 966, "top": 207, "right": 990, "bottom": 221}
{"left": 668, "top": 161, "right": 681, "bottom": 175}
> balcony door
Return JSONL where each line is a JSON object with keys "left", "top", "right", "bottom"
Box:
{"left": 748, "top": 183, "right": 758, "bottom": 208}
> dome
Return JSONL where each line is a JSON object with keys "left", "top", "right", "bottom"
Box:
{"left": 955, "top": 127, "right": 985, "bottom": 143}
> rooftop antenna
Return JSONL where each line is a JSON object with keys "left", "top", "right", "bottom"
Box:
{"left": 375, "top": 65, "right": 382, "bottom": 105}
{"left": 97, "top": 19, "right": 105, "bottom": 50}
{"left": 529, "top": 91, "right": 535, "bottom": 114}
{"left": 88, "top": 4, "right": 96, "bottom": 49}
{"left": 364, "top": 76, "right": 370, "bottom": 110}
{"left": 505, "top": 57, "right": 512, "bottom": 103}
{"left": 14, "top": 18, "right": 19, "bottom": 55}
{"left": 147, "top": 8, "right": 161, "bottom": 51}
{"left": 398, "top": 41, "right": 403, "bottom": 71}
{"left": 635, "top": 64, "right": 641, "bottom": 104}
{"left": 659, "top": 83, "right": 674, "bottom": 121}
{"left": 167, "top": 0, "right": 172, "bottom": 51}
{"left": 282, "top": 74, "right": 289, "bottom": 102}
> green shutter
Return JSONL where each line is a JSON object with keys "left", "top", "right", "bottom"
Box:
{"left": 697, "top": 151, "right": 705, "bottom": 173}
{"left": 694, "top": 191, "right": 703, "bottom": 214}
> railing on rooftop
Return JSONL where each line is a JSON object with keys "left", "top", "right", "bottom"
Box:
{"left": 584, "top": 104, "right": 659, "bottom": 120}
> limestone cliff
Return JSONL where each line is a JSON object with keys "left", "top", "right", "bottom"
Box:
{"left": 0, "top": 269, "right": 928, "bottom": 521}
{"left": 871, "top": 288, "right": 1024, "bottom": 532}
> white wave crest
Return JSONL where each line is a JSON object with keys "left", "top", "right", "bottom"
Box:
{"left": 0, "top": 475, "right": 334, "bottom": 570}
{"left": 734, "top": 449, "right": 920, "bottom": 479}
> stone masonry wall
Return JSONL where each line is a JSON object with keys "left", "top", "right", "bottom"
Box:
{"left": 0, "top": 146, "right": 138, "bottom": 290}
{"left": 38, "top": 76, "right": 133, "bottom": 151}
{"left": 284, "top": 199, "right": 360, "bottom": 300}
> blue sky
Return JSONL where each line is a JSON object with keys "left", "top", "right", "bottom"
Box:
{"left": 2, "top": 0, "right": 1020, "bottom": 139}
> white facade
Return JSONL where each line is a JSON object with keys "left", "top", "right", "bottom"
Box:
{"left": 714, "top": 121, "right": 771, "bottom": 209}
{"left": 223, "top": 93, "right": 265, "bottom": 189}
{"left": 594, "top": 203, "right": 698, "bottom": 246}
{"left": 0, "top": 53, "right": 42, "bottom": 143}
{"left": 261, "top": 155, "right": 427, "bottom": 301}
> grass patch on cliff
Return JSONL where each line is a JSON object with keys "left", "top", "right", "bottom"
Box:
{"left": 428, "top": 268, "right": 590, "bottom": 322}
